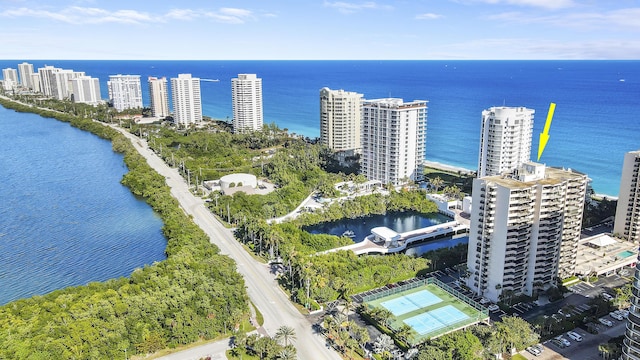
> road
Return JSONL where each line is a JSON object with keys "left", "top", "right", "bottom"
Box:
{"left": 117, "top": 129, "right": 340, "bottom": 360}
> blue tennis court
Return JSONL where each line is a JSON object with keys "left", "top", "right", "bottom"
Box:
{"left": 380, "top": 289, "right": 442, "bottom": 316}
{"left": 403, "top": 305, "right": 470, "bottom": 336}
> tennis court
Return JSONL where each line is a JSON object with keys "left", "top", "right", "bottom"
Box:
{"left": 381, "top": 289, "right": 442, "bottom": 316}
{"left": 364, "top": 278, "right": 489, "bottom": 344}
{"left": 404, "top": 305, "right": 470, "bottom": 335}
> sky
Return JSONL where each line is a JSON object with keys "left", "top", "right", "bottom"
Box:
{"left": 1, "top": 0, "right": 639, "bottom": 60}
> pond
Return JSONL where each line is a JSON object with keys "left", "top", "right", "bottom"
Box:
{"left": 305, "top": 211, "right": 468, "bottom": 255}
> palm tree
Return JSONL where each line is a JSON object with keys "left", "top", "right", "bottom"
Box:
{"left": 275, "top": 325, "right": 296, "bottom": 347}
{"left": 431, "top": 176, "right": 444, "bottom": 193}
{"left": 278, "top": 346, "right": 297, "bottom": 360}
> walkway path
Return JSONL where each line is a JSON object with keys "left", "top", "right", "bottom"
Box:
{"left": 114, "top": 128, "right": 341, "bottom": 360}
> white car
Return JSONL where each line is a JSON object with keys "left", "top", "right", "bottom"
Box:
{"left": 488, "top": 304, "right": 500, "bottom": 312}
{"left": 526, "top": 346, "right": 542, "bottom": 356}
{"left": 554, "top": 336, "right": 571, "bottom": 347}
{"left": 619, "top": 309, "right": 630, "bottom": 317}
{"left": 599, "top": 317, "right": 614, "bottom": 327}
{"left": 610, "top": 311, "right": 624, "bottom": 321}
{"left": 602, "top": 293, "right": 614, "bottom": 301}
{"left": 567, "top": 331, "right": 583, "bottom": 342}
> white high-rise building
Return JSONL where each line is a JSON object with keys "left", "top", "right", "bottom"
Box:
{"left": 171, "top": 74, "right": 202, "bottom": 126}
{"left": 30, "top": 73, "right": 41, "bottom": 93}
{"left": 614, "top": 150, "right": 640, "bottom": 242}
{"left": 466, "top": 162, "right": 588, "bottom": 303}
{"left": 18, "top": 62, "right": 34, "bottom": 90}
{"left": 108, "top": 75, "right": 143, "bottom": 111}
{"left": 148, "top": 77, "right": 170, "bottom": 118}
{"left": 478, "top": 106, "right": 535, "bottom": 177}
{"left": 71, "top": 76, "right": 102, "bottom": 105}
{"left": 231, "top": 74, "right": 263, "bottom": 132}
{"left": 51, "top": 70, "right": 84, "bottom": 100}
{"left": 2, "top": 68, "right": 18, "bottom": 90}
{"left": 38, "top": 66, "right": 59, "bottom": 97}
{"left": 320, "top": 87, "right": 363, "bottom": 157}
{"left": 361, "top": 98, "right": 427, "bottom": 186}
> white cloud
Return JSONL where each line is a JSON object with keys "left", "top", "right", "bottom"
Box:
{"left": 323, "top": 1, "right": 392, "bottom": 14}
{"left": 0, "top": 6, "right": 156, "bottom": 24}
{"left": 0, "top": 6, "right": 259, "bottom": 25}
{"left": 487, "top": 8, "right": 640, "bottom": 30}
{"left": 466, "top": 0, "right": 575, "bottom": 10}
{"left": 204, "top": 7, "right": 255, "bottom": 24}
{"left": 416, "top": 13, "right": 443, "bottom": 20}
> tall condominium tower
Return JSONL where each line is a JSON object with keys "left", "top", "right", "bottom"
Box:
{"left": 231, "top": 74, "right": 263, "bottom": 132}
{"left": 38, "top": 66, "right": 59, "bottom": 97}
{"left": 18, "top": 62, "right": 34, "bottom": 89}
{"left": 148, "top": 77, "right": 170, "bottom": 118}
{"left": 622, "top": 260, "right": 640, "bottom": 359}
{"left": 614, "top": 150, "right": 640, "bottom": 242}
{"left": 478, "top": 106, "right": 535, "bottom": 177}
{"left": 466, "top": 162, "right": 588, "bottom": 303}
{"left": 30, "top": 73, "right": 41, "bottom": 93}
{"left": 320, "top": 87, "right": 363, "bottom": 157}
{"left": 361, "top": 98, "right": 427, "bottom": 186}
{"left": 108, "top": 75, "right": 143, "bottom": 111}
{"left": 51, "top": 70, "right": 85, "bottom": 100}
{"left": 2, "top": 68, "right": 18, "bottom": 90}
{"left": 71, "top": 76, "right": 102, "bottom": 105}
{"left": 171, "top": 74, "right": 202, "bottom": 127}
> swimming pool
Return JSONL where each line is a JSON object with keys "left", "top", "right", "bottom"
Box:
{"left": 618, "top": 250, "right": 636, "bottom": 259}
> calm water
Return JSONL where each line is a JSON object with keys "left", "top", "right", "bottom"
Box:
{"left": 0, "top": 106, "right": 167, "bottom": 305}
{"left": 1, "top": 60, "right": 637, "bottom": 196}
{"left": 305, "top": 211, "right": 451, "bottom": 242}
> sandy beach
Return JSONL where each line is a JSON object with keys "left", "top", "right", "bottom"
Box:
{"left": 424, "top": 160, "right": 475, "bottom": 175}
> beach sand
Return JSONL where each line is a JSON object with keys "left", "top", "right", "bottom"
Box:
{"left": 423, "top": 160, "right": 475, "bottom": 175}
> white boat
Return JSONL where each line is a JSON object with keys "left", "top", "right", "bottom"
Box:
{"left": 342, "top": 230, "right": 356, "bottom": 238}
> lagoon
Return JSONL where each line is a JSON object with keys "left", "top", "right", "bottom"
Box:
{"left": 305, "top": 211, "right": 467, "bottom": 255}
{"left": 0, "top": 106, "right": 167, "bottom": 305}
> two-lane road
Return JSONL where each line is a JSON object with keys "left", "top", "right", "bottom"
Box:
{"left": 119, "top": 131, "right": 340, "bottom": 360}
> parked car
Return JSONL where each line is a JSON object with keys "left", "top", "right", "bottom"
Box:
{"left": 480, "top": 298, "right": 490, "bottom": 305}
{"left": 567, "top": 331, "right": 583, "bottom": 342}
{"left": 487, "top": 304, "right": 500, "bottom": 312}
{"left": 599, "top": 317, "right": 614, "bottom": 327}
{"left": 554, "top": 336, "right": 571, "bottom": 347}
{"left": 526, "top": 346, "right": 542, "bottom": 356}
{"left": 550, "top": 338, "right": 567, "bottom": 348}
{"left": 619, "top": 309, "right": 630, "bottom": 317}
{"left": 610, "top": 311, "right": 624, "bottom": 321}
{"left": 558, "top": 309, "right": 571, "bottom": 318}
{"left": 602, "top": 293, "right": 614, "bottom": 301}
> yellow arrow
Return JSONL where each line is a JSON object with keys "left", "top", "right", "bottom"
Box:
{"left": 537, "top": 102, "right": 556, "bottom": 161}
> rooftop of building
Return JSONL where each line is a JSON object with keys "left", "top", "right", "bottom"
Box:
{"left": 480, "top": 162, "right": 588, "bottom": 189}
{"left": 363, "top": 98, "right": 428, "bottom": 108}
{"left": 574, "top": 233, "right": 638, "bottom": 276}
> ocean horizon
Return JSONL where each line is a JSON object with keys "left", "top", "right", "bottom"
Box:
{"left": 1, "top": 59, "right": 638, "bottom": 197}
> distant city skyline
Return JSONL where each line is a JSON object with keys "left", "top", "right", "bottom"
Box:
{"left": 1, "top": 0, "right": 639, "bottom": 60}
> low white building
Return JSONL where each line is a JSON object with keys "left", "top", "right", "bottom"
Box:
{"left": 219, "top": 173, "right": 258, "bottom": 194}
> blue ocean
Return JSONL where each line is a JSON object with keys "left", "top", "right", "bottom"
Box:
{"left": 0, "top": 106, "right": 167, "bottom": 305}
{"left": 1, "top": 60, "right": 638, "bottom": 197}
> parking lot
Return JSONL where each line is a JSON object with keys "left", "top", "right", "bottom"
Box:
{"left": 519, "top": 315, "right": 626, "bottom": 360}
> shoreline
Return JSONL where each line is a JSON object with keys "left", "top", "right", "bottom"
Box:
{"left": 423, "top": 160, "right": 475, "bottom": 175}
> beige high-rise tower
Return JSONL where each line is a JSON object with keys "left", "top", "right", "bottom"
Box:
{"left": 467, "top": 163, "right": 588, "bottom": 303}
{"left": 320, "top": 87, "right": 363, "bottom": 159}
{"left": 148, "top": 77, "right": 170, "bottom": 118}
